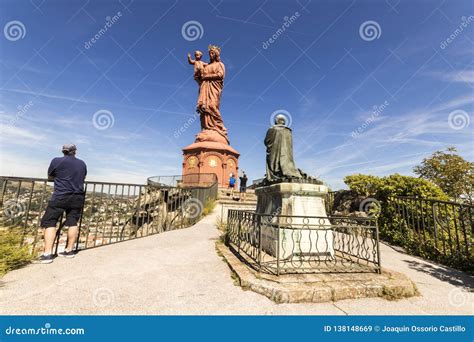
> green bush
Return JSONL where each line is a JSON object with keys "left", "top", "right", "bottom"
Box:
{"left": 0, "top": 229, "right": 33, "bottom": 276}
{"left": 343, "top": 174, "right": 472, "bottom": 272}
{"left": 344, "top": 173, "right": 448, "bottom": 201}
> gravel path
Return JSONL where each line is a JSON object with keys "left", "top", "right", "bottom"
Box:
{"left": 0, "top": 211, "right": 472, "bottom": 315}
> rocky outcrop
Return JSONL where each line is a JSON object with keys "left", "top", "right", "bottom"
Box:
{"left": 331, "top": 190, "right": 369, "bottom": 217}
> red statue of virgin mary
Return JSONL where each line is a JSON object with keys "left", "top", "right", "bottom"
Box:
{"left": 195, "top": 45, "right": 229, "bottom": 145}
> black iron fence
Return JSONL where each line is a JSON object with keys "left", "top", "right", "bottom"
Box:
{"left": 387, "top": 196, "right": 473, "bottom": 269}
{"left": 148, "top": 173, "right": 218, "bottom": 211}
{"left": 148, "top": 173, "right": 218, "bottom": 188}
{"left": 0, "top": 174, "right": 218, "bottom": 256}
{"left": 226, "top": 210, "right": 380, "bottom": 275}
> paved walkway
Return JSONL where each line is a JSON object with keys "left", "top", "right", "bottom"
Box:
{"left": 0, "top": 210, "right": 472, "bottom": 315}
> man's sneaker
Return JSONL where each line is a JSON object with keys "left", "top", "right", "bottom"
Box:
{"left": 58, "top": 250, "right": 76, "bottom": 258}
{"left": 35, "top": 254, "right": 54, "bottom": 264}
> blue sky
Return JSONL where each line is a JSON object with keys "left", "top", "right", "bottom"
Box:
{"left": 0, "top": 0, "right": 473, "bottom": 189}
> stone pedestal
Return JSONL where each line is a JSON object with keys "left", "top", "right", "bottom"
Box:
{"left": 182, "top": 141, "right": 239, "bottom": 187}
{"left": 255, "top": 182, "right": 334, "bottom": 259}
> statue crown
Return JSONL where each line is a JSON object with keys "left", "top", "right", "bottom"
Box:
{"left": 208, "top": 44, "right": 221, "bottom": 53}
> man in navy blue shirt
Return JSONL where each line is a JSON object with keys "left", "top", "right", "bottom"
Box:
{"left": 38, "top": 144, "right": 87, "bottom": 263}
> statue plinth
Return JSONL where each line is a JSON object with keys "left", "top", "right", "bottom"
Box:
{"left": 195, "top": 129, "right": 228, "bottom": 145}
{"left": 182, "top": 140, "right": 239, "bottom": 187}
{"left": 255, "top": 182, "right": 334, "bottom": 259}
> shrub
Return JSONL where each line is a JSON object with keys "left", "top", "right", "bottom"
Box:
{"left": 344, "top": 173, "right": 448, "bottom": 201}
{"left": 202, "top": 200, "right": 216, "bottom": 216}
{"left": 0, "top": 229, "right": 33, "bottom": 276}
{"left": 343, "top": 174, "right": 472, "bottom": 272}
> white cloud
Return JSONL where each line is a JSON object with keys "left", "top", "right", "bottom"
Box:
{"left": 0, "top": 123, "right": 45, "bottom": 141}
{"left": 295, "top": 94, "right": 474, "bottom": 190}
{"left": 0, "top": 150, "right": 49, "bottom": 178}
{"left": 429, "top": 70, "right": 474, "bottom": 85}
{"left": 0, "top": 88, "right": 195, "bottom": 118}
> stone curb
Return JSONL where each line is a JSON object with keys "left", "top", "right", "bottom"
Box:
{"left": 216, "top": 242, "right": 418, "bottom": 304}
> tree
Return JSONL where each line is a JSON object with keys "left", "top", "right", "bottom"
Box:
{"left": 413, "top": 147, "right": 474, "bottom": 203}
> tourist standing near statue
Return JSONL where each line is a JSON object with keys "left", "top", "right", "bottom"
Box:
{"left": 228, "top": 173, "right": 236, "bottom": 197}
{"left": 239, "top": 171, "right": 248, "bottom": 201}
{"left": 37, "top": 144, "right": 87, "bottom": 264}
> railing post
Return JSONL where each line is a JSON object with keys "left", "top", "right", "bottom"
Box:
{"left": 135, "top": 186, "right": 142, "bottom": 238}
{"left": 258, "top": 214, "right": 262, "bottom": 270}
{"left": 375, "top": 219, "right": 382, "bottom": 274}
{"left": 181, "top": 188, "right": 185, "bottom": 229}
{"left": 20, "top": 181, "right": 35, "bottom": 247}
{"left": 54, "top": 215, "right": 64, "bottom": 256}
{"left": 460, "top": 206, "right": 470, "bottom": 257}
{"left": 237, "top": 212, "right": 242, "bottom": 254}
{"left": 276, "top": 220, "right": 280, "bottom": 276}
{"left": 31, "top": 181, "right": 48, "bottom": 254}
{"left": 75, "top": 190, "right": 87, "bottom": 251}
{"left": 0, "top": 178, "right": 7, "bottom": 205}
{"left": 85, "top": 183, "right": 96, "bottom": 246}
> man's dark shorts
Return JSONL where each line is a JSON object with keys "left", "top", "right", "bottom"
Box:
{"left": 40, "top": 194, "right": 85, "bottom": 228}
{"left": 240, "top": 186, "right": 247, "bottom": 193}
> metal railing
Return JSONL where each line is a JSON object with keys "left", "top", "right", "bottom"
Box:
{"left": 226, "top": 210, "right": 381, "bottom": 275}
{"left": 148, "top": 173, "right": 218, "bottom": 188}
{"left": 387, "top": 196, "right": 473, "bottom": 268}
{"left": 148, "top": 173, "right": 218, "bottom": 213}
{"left": 0, "top": 174, "right": 218, "bottom": 256}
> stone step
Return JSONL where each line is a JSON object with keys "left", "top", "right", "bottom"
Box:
{"left": 218, "top": 187, "right": 255, "bottom": 194}
{"left": 218, "top": 193, "right": 257, "bottom": 198}
{"left": 218, "top": 199, "right": 257, "bottom": 205}
{"left": 217, "top": 202, "right": 257, "bottom": 221}
{"left": 218, "top": 196, "right": 257, "bottom": 203}
{"left": 218, "top": 191, "right": 256, "bottom": 197}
